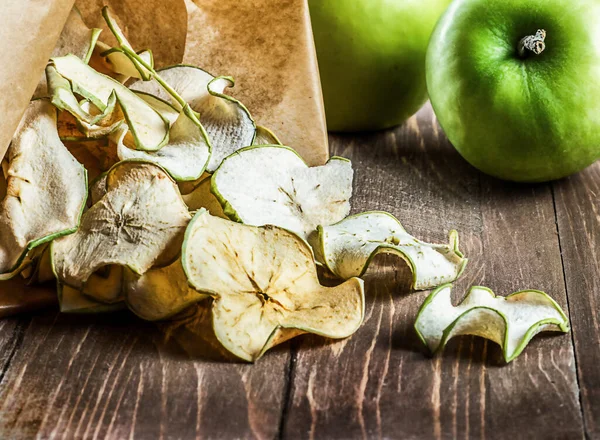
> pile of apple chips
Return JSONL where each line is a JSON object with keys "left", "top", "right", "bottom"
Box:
{"left": 0, "top": 7, "right": 567, "bottom": 362}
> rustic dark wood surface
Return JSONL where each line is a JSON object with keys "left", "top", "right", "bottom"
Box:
{"left": 0, "top": 104, "right": 597, "bottom": 439}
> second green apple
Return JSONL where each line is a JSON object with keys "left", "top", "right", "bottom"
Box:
{"left": 309, "top": 0, "right": 452, "bottom": 132}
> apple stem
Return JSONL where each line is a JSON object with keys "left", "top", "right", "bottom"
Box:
{"left": 518, "top": 29, "right": 546, "bottom": 58}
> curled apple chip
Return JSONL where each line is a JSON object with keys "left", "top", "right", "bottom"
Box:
{"left": 181, "top": 175, "right": 226, "bottom": 217}
{"left": 114, "top": 105, "right": 211, "bottom": 181}
{"left": 124, "top": 258, "right": 209, "bottom": 321}
{"left": 100, "top": 7, "right": 153, "bottom": 81}
{"left": 414, "top": 284, "right": 570, "bottom": 363}
{"left": 134, "top": 92, "right": 180, "bottom": 126}
{"left": 212, "top": 146, "right": 353, "bottom": 238}
{"left": 129, "top": 66, "right": 255, "bottom": 171}
{"left": 51, "top": 161, "right": 191, "bottom": 290}
{"left": 182, "top": 209, "right": 365, "bottom": 362}
{"left": 253, "top": 126, "right": 282, "bottom": 145}
{"left": 313, "top": 212, "right": 467, "bottom": 290}
{"left": 48, "top": 54, "right": 169, "bottom": 151}
{"left": 0, "top": 100, "right": 87, "bottom": 279}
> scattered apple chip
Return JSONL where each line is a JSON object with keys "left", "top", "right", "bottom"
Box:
{"left": 212, "top": 145, "right": 353, "bottom": 238}
{"left": 181, "top": 209, "right": 365, "bottom": 362}
{"left": 414, "top": 284, "right": 570, "bottom": 362}
{"left": 253, "top": 126, "right": 282, "bottom": 145}
{"left": 0, "top": 100, "right": 87, "bottom": 280}
{"left": 129, "top": 66, "right": 256, "bottom": 171}
{"left": 51, "top": 161, "right": 191, "bottom": 290}
{"left": 124, "top": 258, "right": 209, "bottom": 321}
{"left": 48, "top": 54, "right": 169, "bottom": 151}
{"left": 313, "top": 211, "right": 467, "bottom": 290}
{"left": 114, "top": 105, "right": 211, "bottom": 181}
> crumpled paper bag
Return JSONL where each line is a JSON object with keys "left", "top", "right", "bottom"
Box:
{"left": 0, "top": 0, "right": 329, "bottom": 316}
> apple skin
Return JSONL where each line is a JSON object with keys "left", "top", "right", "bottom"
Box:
{"left": 427, "top": 0, "right": 600, "bottom": 182}
{"left": 309, "top": 0, "right": 452, "bottom": 132}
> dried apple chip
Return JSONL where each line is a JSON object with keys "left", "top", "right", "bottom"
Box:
{"left": 114, "top": 105, "right": 211, "bottom": 181}
{"left": 313, "top": 211, "right": 467, "bottom": 290}
{"left": 0, "top": 100, "right": 87, "bottom": 279}
{"left": 100, "top": 6, "right": 153, "bottom": 81}
{"left": 212, "top": 145, "right": 353, "bottom": 238}
{"left": 51, "top": 161, "right": 191, "bottom": 290}
{"left": 182, "top": 209, "right": 365, "bottom": 362}
{"left": 48, "top": 54, "right": 169, "bottom": 151}
{"left": 414, "top": 284, "right": 570, "bottom": 362}
{"left": 124, "top": 258, "right": 209, "bottom": 321}
{"left": 129, "top": 65, "right": 255, "bottom": 171}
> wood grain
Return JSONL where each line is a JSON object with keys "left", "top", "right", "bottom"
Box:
{"left": 282, "top": 105, "right": 584, "bottom": 440}
{"left": 0, "top": 105, "right": 597, "bottom": 439}
{"left": 0, "top": 311, "right": 289, "bottom": 439}
{"left": 553, "top": 163, "right": 600, "bottom": 437}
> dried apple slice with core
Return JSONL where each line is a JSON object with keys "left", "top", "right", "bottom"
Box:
{"left": 49, "top": 54, "right": 169, "bottom": 151}
{"left": 314, "top": 211, "right": 467, "bottom": 290}
{"left": 129, "top": 65, "right": 255, "bottom": 171}
{"left": 0, "top": 100, "right": 87, "bottom": 279}
{"left": 124, "top": 258, "right": 209, "bottom": 321}
{"left": 182, "top": 210, "right": 365, "bottom": 362}
{"left": 51, "top": 161, "right": 191, "bottom": 290}
{"left": 414, "top": 284, "right": 570, "bottom": 362}
{"left": 212, "top": 146, "right": 353, "bottom": 238}
{"left": 114, "top": 105, "right": 211, "bottom": 181}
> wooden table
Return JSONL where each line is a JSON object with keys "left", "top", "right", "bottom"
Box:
{"left": 0, "top": 104, "right": 597, "bottom": 439}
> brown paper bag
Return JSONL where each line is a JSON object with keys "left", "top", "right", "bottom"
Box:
{"left": 0, "top": 0, "right": 329, "bottom": 316}
{"left": 0, "top": 0, "right": 75, "bottom": 160}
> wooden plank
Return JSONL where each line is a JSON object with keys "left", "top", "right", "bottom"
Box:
{"left": 281, "top": 105, "right": 584, "bottom": 439}
{"left": 553, "top": 163, "right": 600, "bottom": 438}
{"left": 0, "top": 310, "right": 289, "bottom": 439}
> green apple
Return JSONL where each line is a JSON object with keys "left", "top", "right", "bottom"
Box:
{"left": 309, "top": 0, "right": 452, "bottom": 132}
{"left": 427, "top": 0, "right": 600, "bottom": 182}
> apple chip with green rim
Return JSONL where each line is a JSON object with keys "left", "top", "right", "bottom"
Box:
{"left": 51, "top": 161, "right": 191, "bottom": 291}
{"left": 0, "top": 100, "right": 87, "bottom": 280}
{"left": 100, "top": 6, "right": 153, "bottom": 81}
{"left": 129, "top": 66, "right": 255, "bottom": 171}
{"left": 182, "top": 209, "right": 365, "bottom": 362}
{"left": 124, "top": 258, "right": 209, "bottom": 321}
{"left": 48, "top": 54, "right": 169, "bottom": 152}
{"left": 114, "top": 105, "right": 211, "bottom": 181}
{"left": 414, "top": 284, "right": 570, "bottom": 363}
{"left": 312, "top": 211, "right": 467, "bottom": 290}
{"left": 212, "top": 145, "right": 353, "bottom": 239}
